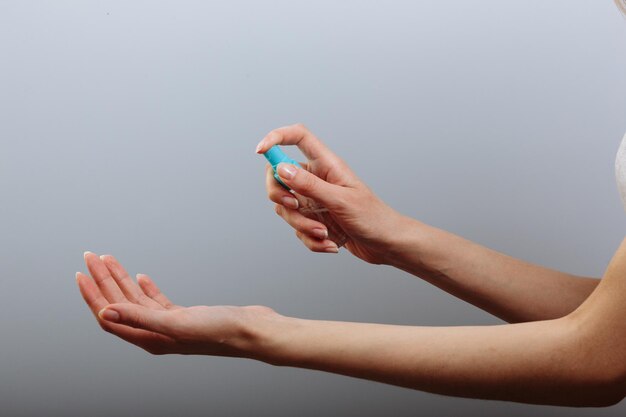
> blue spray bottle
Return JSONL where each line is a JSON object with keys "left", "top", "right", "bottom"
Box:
{"left": 263, "top": 145, "right": 348, "bottom": 247}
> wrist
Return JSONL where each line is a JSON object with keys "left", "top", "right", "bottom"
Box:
{"left": 236, "top": 307, "right": 301, "bottom": 364}
{"left": 243, "top": 315, "right": 342, "bottom": 368}
{"left": 355, "top": 204, "right": 428, "bottom": 265}
{"left": 378, "top": 215, "right": 430, "bottom": 266}
{"left": 378, "top": 215, "right": 455, "bottom": 282}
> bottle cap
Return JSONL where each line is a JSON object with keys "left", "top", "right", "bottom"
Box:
{"left": 263, "top": 145, "right": 302, "bottom": 189}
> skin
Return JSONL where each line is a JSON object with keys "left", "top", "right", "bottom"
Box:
{"left": 77, "top": 124, "right": 626, "bottom": 407}
{"left": 258, "top": 125, "right": 600, "bottom": 323}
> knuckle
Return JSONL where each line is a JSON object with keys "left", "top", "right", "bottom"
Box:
{"left": 297, "top": 172, "right": 316, "bottom": 193}
{"left": 296, "top": 224, "right": 310, "bottom": 236}
{"left": 293, "top": 122, "right": 308, "bottom": 132}
{"left": 296, "top": 217, "right": 312, "bottom": 232}
{"left": 265, "top": 130, "right": 281, "bottom": 142}
{"left": 268, "top": 190, "right": 282, "bottom": 203}
{"left": 303, "top": 238, "right": 316, "bottom": 251}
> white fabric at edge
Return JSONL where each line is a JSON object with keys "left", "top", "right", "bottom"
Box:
{"left": 615, "top": 133, "right": 626, "bottom": 212}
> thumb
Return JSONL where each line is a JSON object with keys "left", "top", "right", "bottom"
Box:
{"left": 276, "top": 163, "right": 343, "bottom": 209}
{"left": 99, "top": 304, "right": 175, "bottom": 335}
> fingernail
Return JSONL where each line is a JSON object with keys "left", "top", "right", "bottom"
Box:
{"left": 75, "top": 272, "right": 82, "bottom": 281}
{"left": 281, "top": 196, "right": 299, "bottom": 209}
{"left": 99, "top": 255, "right": 113, "bottom": 263}
{"left": 255, "top": 141, "right": 265, "bottom": 153}
{"left": 99, "top": 308, "right": 120, "bottom": 322}
{"left": 324, "top": 244, "right": 339, "bottom": 253}
{"left": 83, "top": 251, "right": 93, "bottom": 258}
{"left": 312, "top": 228, "right": 328, "bottom": 239}
{"left": 277, "top": 163, "right": 297, "bottom": 180}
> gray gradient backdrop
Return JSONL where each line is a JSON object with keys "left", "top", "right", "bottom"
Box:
{"left": 1, "top": 1, "right": 626, "bottom": 416}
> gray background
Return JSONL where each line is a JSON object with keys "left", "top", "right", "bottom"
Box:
{"left": 1, "top": 0, "right": 625, "bottom": 416}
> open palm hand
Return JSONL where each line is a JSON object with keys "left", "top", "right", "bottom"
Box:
{"left": 76, "top": 252, "right": 274, "bottom": 357}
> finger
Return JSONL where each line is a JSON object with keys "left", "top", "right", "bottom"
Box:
{"left": 295, "top": 231, "right": 339, "bottom": 254}
{"left": 275, "top": 163, "right": 344, "bottom": 210}
{"left": 256, "top": 123, "right": 336, "bottom": 161}
{"left": 83, "top": 251, "right": 127, "bottom": 303}
{"left": 275, "top": 204, "right": 329, "bottom": 240}
{"left": 76, "top": 271, "right": 112, "bottom": 317}
{"left": 98, "top": 303, "right": 178, "bottom": 336}
{"left": 76, "top": 272, "right": 175, "bottom": 352}
{"left": 100, "top": 321, "right": 177, "bottom": 355}
{"left": 265, "top": 164, "right": 299, "bottom": 209}
{"left": 99, "top": 255, "right": 164, "bottom": 309}
{"left": 137, "top": 274, "right": 179, "bottom": 310}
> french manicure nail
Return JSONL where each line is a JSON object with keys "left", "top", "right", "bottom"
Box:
{"left": 277, "top": 163, "right": 297, "bottom": 180}
{"left": 255, "top": 141, "right": 264, "bottom": 153}
{"left": 324, "top": 245, "right": 339, "bottom": 253}
{"left": 281, "top": 196, "right": 299, "bottom": 209}
{"left": 312, "top": 228, "right": 328, "bottom": 239}
{"left": 99, "top": 308, "right": 120, "bottom": 322}
{"left": 83, "top": 251, "right": 93, "bottom": 258}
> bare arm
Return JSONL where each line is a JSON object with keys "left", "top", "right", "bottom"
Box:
{"left": 258, "top": 317, "right": 605, "bottom": 406}
{"left": 79, "top": 242, "right": 626, "bottom": 407}
{"left": 257, "top": 124, "right": 599, "bottom": 322}
{"left": 256, "top": 237, "right": 625, "bottom": 406}
{"left": 383, "top": 218, "right": 600, "bottom": 322}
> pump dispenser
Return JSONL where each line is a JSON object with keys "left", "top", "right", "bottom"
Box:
{"left": 263, "top": 145, "right": 348, "bottom": 247}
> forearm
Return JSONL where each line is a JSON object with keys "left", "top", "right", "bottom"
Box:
{"left": 381, "top": 216, "right": 599, "bottom": 322}
{"left": 249, "top": 314, "right": 617, "bottom": 407}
